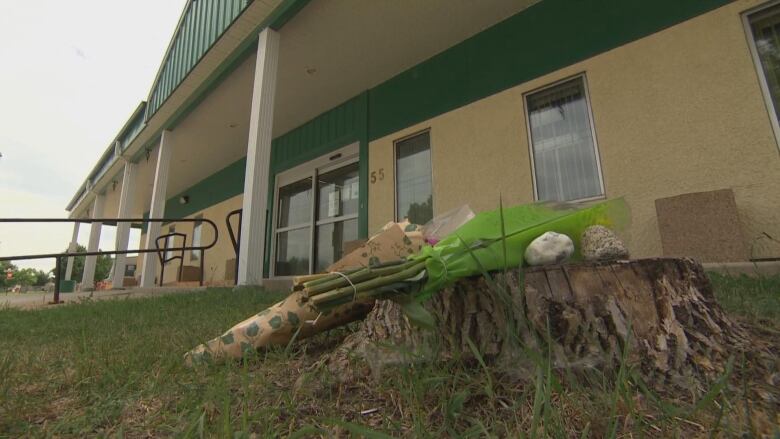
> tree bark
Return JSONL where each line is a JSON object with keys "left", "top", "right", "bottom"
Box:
{"left": 326, "top": 258, "right": 768, "bottom": 395}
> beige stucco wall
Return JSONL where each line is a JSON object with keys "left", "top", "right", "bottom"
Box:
{"left": 369, "top": 0, "right": 780, "bottom": 260}
{"left": 136, "top": 194, "right": 243, "bottom": 286}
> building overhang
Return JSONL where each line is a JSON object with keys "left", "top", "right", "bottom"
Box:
{"left": 67, "top": 0, "right": 540, "bottom": 217}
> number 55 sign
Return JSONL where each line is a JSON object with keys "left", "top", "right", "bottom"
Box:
{"left": 370, "top": 168, "right": 384, "bottom": 184}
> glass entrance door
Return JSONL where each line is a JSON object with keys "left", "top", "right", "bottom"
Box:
{"left": 273, "top": 157, "right": 359, "bottom": 276}
{"left": 274, "top": 177, "right": 312, "bottom": 276}
{"left": 315, "top": 162, "right": 359, "bottom": 273}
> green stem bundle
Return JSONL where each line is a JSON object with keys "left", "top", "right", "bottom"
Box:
{"left": 301, "top": 258, "right": 429, "bottom": 311}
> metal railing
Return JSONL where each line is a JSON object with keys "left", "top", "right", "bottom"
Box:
{"left": 155, "top": 232, "right": 187, "bottom": 287}
{"left": 225, "top": 208, "right": 242, "bottom": 285}
{"left": 0, "top": 217, "right": 219, "bottom": 304}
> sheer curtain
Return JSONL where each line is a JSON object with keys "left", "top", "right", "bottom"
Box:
{"left": 527, "top": 78, "right": 602, "bottom": 202}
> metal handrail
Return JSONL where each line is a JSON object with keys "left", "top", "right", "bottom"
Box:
{"left": 225, "top": 209, "right": 242, "bottom": 285}
{"left": 0, "top": 217, "right": 219, "bottom": 304}
{"left": 155, "top": 232, "right": 187, "bottom": 287}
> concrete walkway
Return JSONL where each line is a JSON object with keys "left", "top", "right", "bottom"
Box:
{"left": 0, "top": 286, "right": 209, "bottom": 310}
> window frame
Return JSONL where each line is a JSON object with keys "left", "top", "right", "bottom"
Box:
{"left": 190, "top": 215, "right": 203, "bottom": 261}
{"left": 523, "top": 73, "right": 606, "bottom": 203}
{"left": 165, "top": 226, "right": 176, "bottom": 262}
{"left": 393, "top": 128, "right": 434, "bottom": 223}
{"left": 270, "top": 142, "right": 360, "bottom": 278}
{"left": 743, "top": 0, "right": 780, "bottom": 153}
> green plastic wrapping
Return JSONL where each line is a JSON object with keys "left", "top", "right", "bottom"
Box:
{"left": 412, "top": 198, "right": 630, "bottom": 301}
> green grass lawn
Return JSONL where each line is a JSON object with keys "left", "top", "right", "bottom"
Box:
{"left": 709, "top": 272, "right": 780, "bottom": 323}
{"left": 0, "top": 275, "right": 778, "bottom": 438}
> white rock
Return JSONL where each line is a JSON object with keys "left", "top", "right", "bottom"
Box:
{"left": 524, "top": 232, "right": 574, "bottom": 266}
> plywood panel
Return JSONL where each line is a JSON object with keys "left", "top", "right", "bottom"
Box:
{"left": 655, "top": 189, "right": 749, "bottom": 262}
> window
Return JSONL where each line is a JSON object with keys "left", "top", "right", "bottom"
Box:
{"left": 275, "top": 177, "right": 313, "bottom": 276}
{"left": 165, "top": 226, "right": 176, "bottom": 261}
{"left": 746, "top": 3, "right": 780, "bottom": 148}
{"left": 314, "top": 162, "right": 359, "bottom": 273}
{"left": 395, "top": 131, "right": 433, "bottom": 224}
{"left": 191, "top": 216, "right": 202, "bottom": 260}
{"left": 272, "top": 144, "right": 360, "bottom": 277}
{"left": 525, "top": 76, "right": 604, "bottom": 202}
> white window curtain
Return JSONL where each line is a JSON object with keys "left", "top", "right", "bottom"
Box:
{"left": 527, "top": 78, "right": 603, "bottom": 202}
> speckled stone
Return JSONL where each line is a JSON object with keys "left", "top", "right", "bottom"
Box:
{"left": 524, "top": 231, "right": 575, "bottom": 266}
{"left": 581, "top": 225, "right": 629, "bottom": 261}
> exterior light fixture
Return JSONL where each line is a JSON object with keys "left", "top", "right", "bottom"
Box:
{"left": 179, "top": 195, "right": 190, "bottom": 205}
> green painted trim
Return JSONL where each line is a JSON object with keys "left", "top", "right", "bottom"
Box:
{"left": 262, "top": 93, "right": 367, "bottom": 276}
{"left": 357, "top": 92, "right": 369, "bottom": 239}
{"left": 142, "top": 0, "right": 732, "bottom": 274}
{"left": 142, "top": 157, "right": 246, "bottom": 231}
{"left": 268, "top": 0, "right": 312, "bottom": 30}
{"left": 138, "top": 0, "right": 312, "bottom": 155}
{"left": 141, "top": 212, "right": 149, "bottom": 234}
{"left": 67, "top": 102, "right": 148, "bottom": 211}
{"left": 367, "top": 0, "right": 732, "bottom": 141}
{"left": 116, "top": 102, "right": 147, "bottom": 149}
{"left": 146, "top": 0, "right": 253, "bottom": 120}
{"left": 165, "top": 158, "right": 246, "bottom": 219}
{"left": 139, "top": 96, "right": 364, "bottom": 277}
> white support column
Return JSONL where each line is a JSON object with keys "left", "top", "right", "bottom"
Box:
{"left": 64, "top": 222, "right": 80, "bottom": 281}
{"left": 111, "top": 160, "right": 138, "bottom": 289}
{"left": 238, "top": 28, "right": 280, "bottom": 286}
{"left": 81, "top": 194, "right": 105, "bottom": 290}
{"left": 139, "top": 131, "right": 173, "bottom": 288}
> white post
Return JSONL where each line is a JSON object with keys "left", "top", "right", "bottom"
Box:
{"left": 64, "top": 222, "right": 80, "bottom": 281}
{"left": 238, "top": 28, "right": 280, "bottom": 286}
{"left": 139, "top": 131, "right": 173, "bottom": 288}
{"left": 112, "top": 159, "right": 138, "bottom": 289}
{"left": 81, "top": 194, "right": 105, "bottom": 290}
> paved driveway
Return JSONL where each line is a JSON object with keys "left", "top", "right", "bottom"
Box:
{"left": 1, "top": 286, "right": 208, "bottom": 310}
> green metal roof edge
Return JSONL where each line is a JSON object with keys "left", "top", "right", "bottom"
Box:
{"left": 134, "top": 0, "right": 311, "bottom": 159}
{"left": 115, "top": 102, "right": 148, "bottom": 147}
{"left": 69, "top": 0, "right": 312, "bottom": 212}
{"left": 144, "top": 0, "right": 254, "bottom": 121}
{"left": 142, "top": 0, "right": 197, "bottom": 121}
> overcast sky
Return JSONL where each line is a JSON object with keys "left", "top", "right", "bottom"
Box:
{"left": 0, "top": 1, "right": 188, "bottom": 271}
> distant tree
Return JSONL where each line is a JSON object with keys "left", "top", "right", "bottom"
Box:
{"left": 0, "top": 260, "right": 18, "bottom": 289}
{"left": 12, "top": 268, "right": 34, "bottom": 286}
{"left": 35, "top": 270, "right": 51, "bottom": 286}
{"left": 95, "top": 254, "right": 113, "bottom": 282}
{"left": 406, "top": 195, "right": 434, "bottom": 225}
{"left": 51, "top": 244, "right": 113, "bottom": 282}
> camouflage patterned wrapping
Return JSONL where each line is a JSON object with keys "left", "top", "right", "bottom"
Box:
{"left": 184, "top": 291, "right": 373, "bottom": 366}
{"left": 184, "top": 221, "right": 425, "bottom": 366}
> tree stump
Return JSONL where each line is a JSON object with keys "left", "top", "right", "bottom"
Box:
{"left": 326, "top": 258, "right": 776, "bottom": 399}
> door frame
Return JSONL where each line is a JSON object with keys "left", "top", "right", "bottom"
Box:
{"left": 270, "top": 142, "right": 360, "bottom": 279}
